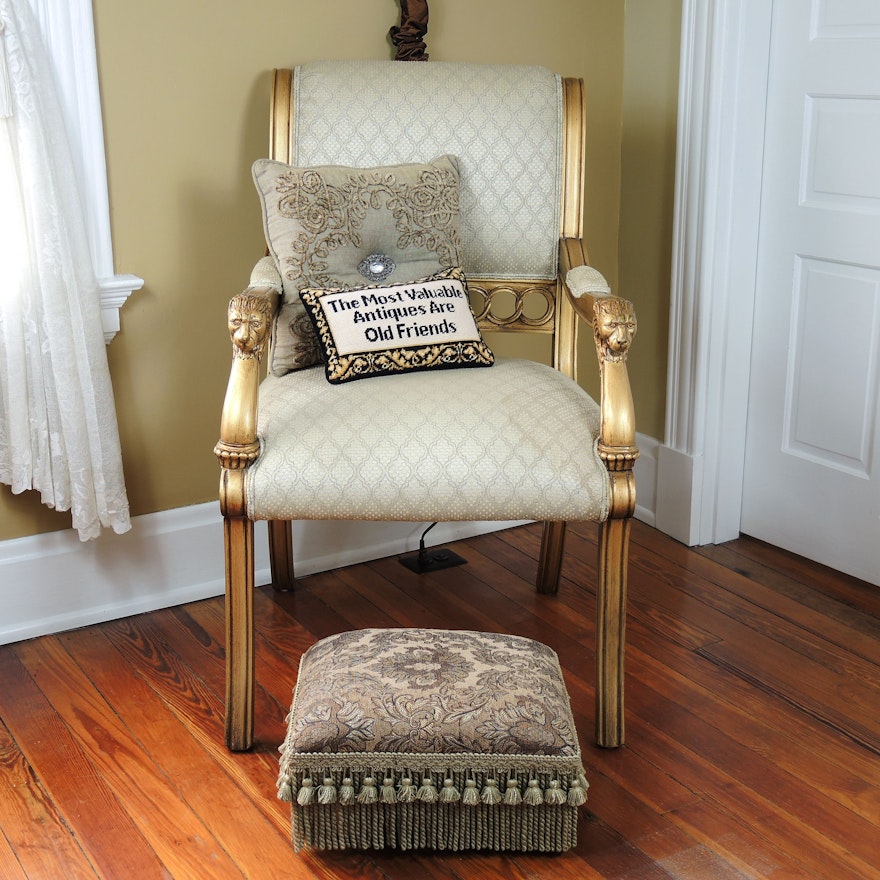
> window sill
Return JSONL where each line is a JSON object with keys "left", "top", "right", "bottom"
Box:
{"left": 100, "top": 274, "right": 143, "bottom": 344}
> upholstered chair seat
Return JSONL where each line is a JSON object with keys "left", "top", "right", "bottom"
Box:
{"left": 248, "top": 358, "right": 608, "bottom": 523}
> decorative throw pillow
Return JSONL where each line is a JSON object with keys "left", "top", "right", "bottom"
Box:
{"left": 299, "top": 267, "right": 494, "bottom": 384}
{"left": 252, "top": 155, "right": 463, "bottom": 376}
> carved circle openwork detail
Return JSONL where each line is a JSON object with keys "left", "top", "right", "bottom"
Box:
{"left": 468, "top": 284, "right": 555, "bottom": 329}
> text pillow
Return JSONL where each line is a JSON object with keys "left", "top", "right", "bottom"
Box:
{"left": 252, "top": 156, "right": 463, "bottom": 376}
{"left": 299, "top": 267, "right": 494, "bottom": 384}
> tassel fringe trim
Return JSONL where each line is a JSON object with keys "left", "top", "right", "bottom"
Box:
{"left": 277, "top": 766, "right": 589, "bottom": 808}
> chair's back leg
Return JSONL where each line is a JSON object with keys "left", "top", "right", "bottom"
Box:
{"left": 537, "top": 520, "right": 567, "bottom": 594}
{"left": 224, "top": 514, "right": 256, "bottom": 751}
{"left": 595, "top": 515, "right": 630, "bottom": 748}
{"left": 268, "top": 519, "right": 295, "bottom": 591}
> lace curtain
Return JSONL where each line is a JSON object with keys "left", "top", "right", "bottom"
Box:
{"left": 0, "top": 0, "right": 130, "bottom": 539}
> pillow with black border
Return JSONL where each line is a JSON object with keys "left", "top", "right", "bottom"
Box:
{"left": 299, "top": 267, "right": 494, "bottom": 385}
{"left": 252, "top": 155, "right": 463, "bottom": 377}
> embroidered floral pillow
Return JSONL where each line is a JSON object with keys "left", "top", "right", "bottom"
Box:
{"left": 299, "top": 267, "right": 493, "bottom": 385}
{"left": 252, "top": 155, "right": 463, "bottom": 376}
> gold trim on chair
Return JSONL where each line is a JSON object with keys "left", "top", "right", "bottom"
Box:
{"left": 469, "top": 280, "right": 556, "bottom": 334}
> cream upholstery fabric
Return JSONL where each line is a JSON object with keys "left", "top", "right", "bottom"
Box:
{"left": 292, "top": 61, "right": 563, "bottom": 281}
{"left": 249, "top": 255, "right": 282, "bottom": 290}
{"left": 246, "top": 358, "right": 609, "bottom": 522}
{"left": 565, "top": 265, "right": 612, "bottom": 298}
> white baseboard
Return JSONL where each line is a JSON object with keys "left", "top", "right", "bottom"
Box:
{"left": 654, "top": 443, "right": 702, "bottom": 544}
{"left": 652, "top": 440, "right": 744, "bottom": 547}
{"left": 632, "top": 431, "right": 659, "bottom": 528}
{"left": 1, "top": 436, "right": 662, "bottom": 646}
{"left": 0, "top": 507, "right": 526, "bottom": 646}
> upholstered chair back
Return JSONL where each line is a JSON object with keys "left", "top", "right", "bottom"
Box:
{"left": 274, "top": 61, "right": 577, "bottom": 284}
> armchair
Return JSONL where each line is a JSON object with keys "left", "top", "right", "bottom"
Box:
{"left": 215, "top": 61, "right": 637, "bottom": 752}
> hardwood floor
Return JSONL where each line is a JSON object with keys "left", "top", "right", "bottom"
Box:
{"left": 1, "top": 520, "right": 878, "bottom": 879}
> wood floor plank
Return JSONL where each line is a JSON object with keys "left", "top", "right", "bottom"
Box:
{"left": 634, "top": 621, "right": 880, "bottom": 817}
{"left": 703, "top": 534, "right": 880, "bottom": 619}
{"left": 699, "top": 626, "right": 880, "bottom": 751}
{"left": 637, "top": 527, "right": 880, "bottom": 663}
{"left": 100, "top": 609, "right": 291, "bottom": 834}
{"left": 694, "top": 541, "right": 880, "bottom": 643}
{"left": 623, "top": 678, "right": 880, "bottom": 879}
{"left": 0, "top": 830, "right": 30, "bottom": 880}
{"left": 668, "top": 799, "right": 830, "bottom": 880}
{"left": 0, "top": 716, "right": 98, "bottom": 879}
{"left": 12, "top": 635, "right": 246, "bottom": 880}
{"left": 0, "top": 647, "right": 172, "bottom": 879}
{"left": 57, "top": 625, "right": 317, "bottom": 880}
{"left": 616, "top": 527, "right": 880, "bottom": 757}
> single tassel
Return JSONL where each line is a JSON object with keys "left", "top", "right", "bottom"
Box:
{"left": 462, "top": 778, "right": 480, "bottom": 806}
{"left": 418, "top": 774, "right": 438, "bottom": 803}
{"left": 523, "top": 778, "right": 544, "bottom": 805}
{"left": 567, "top": 777, "right": 588, "bottom": 807}
{"left": 296, "top": 777, "right": 316, "bottom": 806}
{"left": 277, "top": 773, "right": 294, "bottom": 803}
{"left": 356, "top": 775, "right": 378, "bottom": 804}
{"left": 543, "top": 779, "right": 567, "bottom": 805}
{"left": 440, "top": 777, "right": 460, "bottom": 803}
{"left": 503, "top": 778, "right": 522, "bottom": 806}
{"left": 397, "top": 776, "right": 417, "bottom": 802}
{"left": 317, "top": 776, "right": 337, "bottom": 804}
{"left": 339, "top": 776, "right": 356, "bottom": 806}
{"left": 481, "top": 778, "right": 502, "bottom": 805}
{"left": 380, "top": 776, "right": 397, "bottom": 804}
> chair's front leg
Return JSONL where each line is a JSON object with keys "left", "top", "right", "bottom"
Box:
{"left": 215, "top": 287, "right": 276, "bottom": 751}
{"left": 224, "top": 510, "right": 255, "bottom": 751}
{"left": 595, "top": 496, "right": 632, "bottom": 748}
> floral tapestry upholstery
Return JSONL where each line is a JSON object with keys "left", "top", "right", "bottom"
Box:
{"left": 278, "top": 628, "right": 589, "bottom": 851}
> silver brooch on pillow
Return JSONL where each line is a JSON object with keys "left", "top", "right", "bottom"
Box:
{"left": 358, "top": 253, "right": 396, "bottom": 283}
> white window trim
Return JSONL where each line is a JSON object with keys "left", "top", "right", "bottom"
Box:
{"left": 28, "top": 0, "right": 142, "bottom": 343}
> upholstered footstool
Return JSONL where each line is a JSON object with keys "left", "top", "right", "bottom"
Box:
{"left": 277, "top": 628, "right": 589, "bottom": 852}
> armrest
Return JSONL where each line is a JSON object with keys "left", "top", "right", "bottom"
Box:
{"left": 213, "top": 259, "right": 281, "bottom": 471}
{"left": 559, "top": 238, "right": 638, "bottom": 476}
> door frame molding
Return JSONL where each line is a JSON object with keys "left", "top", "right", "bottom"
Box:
{"left": 657, "top": 0, "right": 774, "bottom": 545}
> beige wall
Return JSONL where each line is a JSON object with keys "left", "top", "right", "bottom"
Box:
{"left": 619, "top": 0, "right": 682, "bottom": 440}
{"left": 0, "top": 1, "right": 680, "bottom": 541}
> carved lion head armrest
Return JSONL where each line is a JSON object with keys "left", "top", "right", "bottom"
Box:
{"left": 560, "top": 242, "right": 639, "bottom": 474}
{"left": 214, "top": 263, "right": 282, "bottom": 470}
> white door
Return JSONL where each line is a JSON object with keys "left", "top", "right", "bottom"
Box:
{"left": 741, "top": 0, "right": 880, "bottom": 586}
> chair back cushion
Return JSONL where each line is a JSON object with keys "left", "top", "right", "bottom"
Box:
{"left": 291, "top": 61, "right": 563, "bottom": 281}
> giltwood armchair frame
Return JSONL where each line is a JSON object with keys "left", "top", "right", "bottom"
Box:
{"left": 215, "top": 67, "right": 637, "bottom": 752}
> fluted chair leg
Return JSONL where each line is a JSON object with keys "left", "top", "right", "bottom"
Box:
{"left": 537, "top": 520, "right": 567, "bottom": 594}
{"left": 595, "top": 516, "right": 630, "bottom": 748}
{"left": 224, "top": 515, "right": 255, "bottom": 751}
{"left": 268, "top": 519, "right": 295, "bottom": 591}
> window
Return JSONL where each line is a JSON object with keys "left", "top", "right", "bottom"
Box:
{"left": 27, "top": 0, "right": 141, "bottom": 341}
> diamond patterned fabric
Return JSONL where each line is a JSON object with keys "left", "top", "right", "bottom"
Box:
{"left": 246, "top": 358, "right": 609, "bottom": 522}
{"left": 292, "top": 61, "right": 563, "bottom": 281}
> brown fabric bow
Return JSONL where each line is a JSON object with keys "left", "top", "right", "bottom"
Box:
{"left": 389, "top": 0, "right": 429, "bottom": 61}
